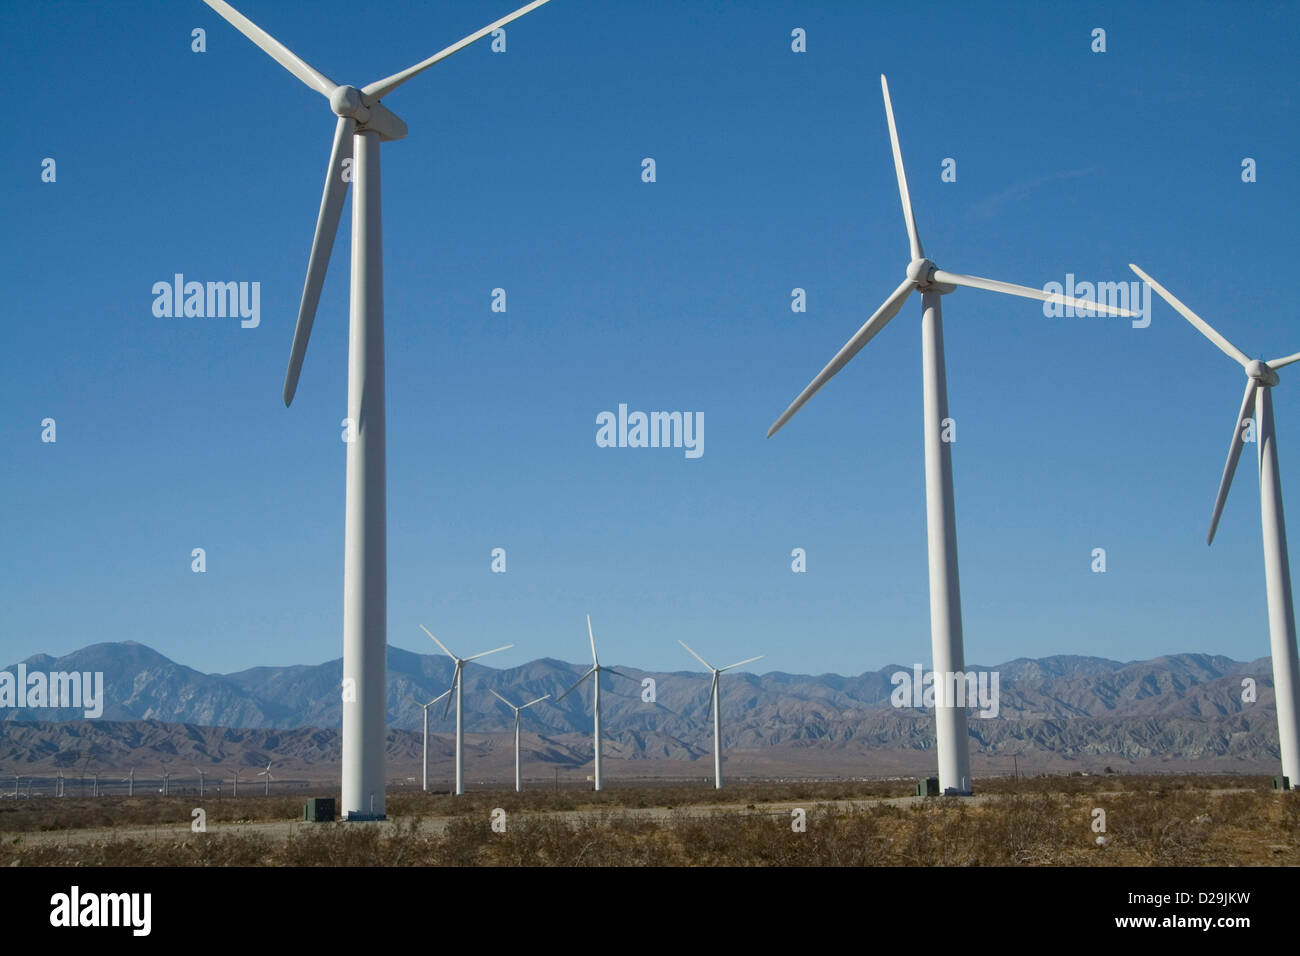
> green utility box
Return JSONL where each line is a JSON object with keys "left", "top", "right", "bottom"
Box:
{"left": 916, "top": 777, "right": 940, "bottom": 797}
{"left": 304, "top": 798, "right": 336, "bottom": 822}
{"left": 1273, "top": 776, "right": 1291, "bottom": 791}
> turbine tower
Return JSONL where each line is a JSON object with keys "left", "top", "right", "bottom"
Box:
{"left": 419, "top": 626, "right": 513, "bottom": 796}
{"left": 557, "top": 616, "right": 629, "bottom": 791}
{"left": 678, "top": 641, "right": 764, "bottom": 789}
{"left": 1130, "top": 264, "right": 1300, "bottom": 786}
{"left": 406, "top": 690, "right": 452, "bottom": 792}
{"left": 766, "top": 76, "right": 1133, "bottom": 795}
{"left": 258, "top": 761, "right": 274, "bottom": 796}
{"left": 490, "top": 690, "right": 550, "bottom": 792}
{"left": 201, "top": 0, "right": 556, "bottom": 820}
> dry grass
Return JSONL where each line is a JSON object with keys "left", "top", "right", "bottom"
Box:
{"left": 0, "top": 774, "right": 1295, "bottom": 866}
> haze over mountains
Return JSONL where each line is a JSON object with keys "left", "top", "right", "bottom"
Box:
{"left": 0, "top": 642, "right": 1283, "bottom": 780}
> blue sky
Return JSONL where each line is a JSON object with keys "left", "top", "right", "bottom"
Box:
{"left": 2, "top": 0, "right": 1298, "bottom": 679}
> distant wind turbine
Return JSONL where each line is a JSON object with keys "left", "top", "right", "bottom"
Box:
{"left": 201, "top": 0, "right": 556, "bottom": 821}
{"left": 232, "top": 769, "right": 240, "bottom": 799}
{"left": 1130, "top": 264, "right": 1300, "bottom": 786}
{"left": 196, "top": 768, "right": 206, "bottom": 798}
{"left": 678, "top": 641, "right": 764, "bottom": 789}
{"left": 489, "top": 690, "right": 551, "bottom": 792}
{"left": 406, "top": 689, "right": 452, "bottom": 792}
{"left": 161, "top": 768, "right": 170, "bottom": 796}
{"left": 124, "top": 768, "right": 134, "bottom": 798}
{"left": 419, "top": 626, "right": 513, "bottom": 796}
{"left": 258, "top": 762, "right": 274, "bottom": 796}
{"left": 766, "top": 76, "right": 1133, "bottom": 795}
{"left": 556, "top": 616, "right": 631, "bottom": 791}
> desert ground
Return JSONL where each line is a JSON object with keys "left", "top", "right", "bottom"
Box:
{"left": 1, "top": 774, "right": 1296, "bottom": 866}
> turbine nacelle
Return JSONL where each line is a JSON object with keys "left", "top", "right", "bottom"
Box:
{"left": 330, "top": 85, "right": 408, "bottom": 142}
{"left": 1248, "top": 359, "right": 1280, "bottom": 388}
{"left": 907, "top": 257, "right": 956, "bottom": 294}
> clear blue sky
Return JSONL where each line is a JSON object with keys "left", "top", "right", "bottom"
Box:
{"left": 3, "top": 0, "right": 1298, "bottom": 678}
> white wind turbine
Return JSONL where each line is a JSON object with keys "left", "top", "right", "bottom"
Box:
{"left": 419, "top": 626, "right": 513, "bottom": 796}
{"left": 766, "top": 75, "right": 1133, "bottom": 795}
{"left": 124, "top": 768, "right": 134, "bottom": 797}
{"left": 160, "top": 769, "right": 170, "bottom": 796}
{"left": 489, "top": 690, "right": 551, "bottom": 792}
{"left": 1130, "top": 264, "right": 1300, "bottom": 786}
{"left": 557, "top": 616, "right": 631, "bottom": 791}
{"left": 232, "top": 769, "right": 240, "bottom": 799}
{"left": 196, "top": 768, "right": 206, "bottom": 798}
{"left": 202, "top": 0, "right": 556, "bottom": 821}
{"left": 406, "top": 689, "right": 452, "bottom": 792}
{"left": 678, "top": 642, "right": 764, "bottom": 789}
{"left": 258, "top": 762, "right": 274, "bottom": 796}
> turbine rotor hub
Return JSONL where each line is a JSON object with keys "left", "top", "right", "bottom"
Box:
{"left": 907, "top": 257, "right": 937, "bottom": 286}
{"left": 330, "top": 85, "right": 371, "bottom": 123}
{"left": 1248, "top": 359, "right": 1279, "bottom": 387}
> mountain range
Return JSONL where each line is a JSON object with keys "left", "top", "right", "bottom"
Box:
{"left": 0, "top": 642, "right": 1284, "bottom": 780}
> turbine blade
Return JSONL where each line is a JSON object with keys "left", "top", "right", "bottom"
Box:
{"left": 362, "top": 0, "right": 554, "bottom": 100}
{"left": 202, "top": 0, "right": 337, "bottom": 97}
{"left": 678, "top": 640, "right": 713, "bottom": 671}
{"left": 767, "top": 278, "right": 914, "bottom": 438}
{"left": 880, "top": 75, "right": 923, "bottom": 261}
{"left": 430, "top": 688, "right": 452, "bottom": 705}
{"left": 706, "top": 673, "right": 718, "bottom": 718}
{"left": 601, "top": 667, "right": 631, "bottom": 680}
{"left": 489, "top": 688, "right": 516, "bottom": 709}
{"left": 719, "top": 654, "right": 765, "bottom": 672}
{"left": 587, "top": 615, "right": 599, "bottom": 667}
{"left": 1208, "top": 379, "right": 1258, "bottom": 545}
{"left": 465, "top": 644, "right": 514, "bottom": 662}
{"left": 557, "top": 668, "right": 596, "bottom": 701}
{"left": 418, "top": 625, "right": 457, "bottom": 661}
{"left": 1129, "top": 265, "right": 1250, "bottom": 367}
{"left": 520, "top": 694, "right": 551, "bottom": 709}
{"left": 930, "top": 269, "right": 1135, "bottom": 318}
{"left": 1266, "top": 351, "right": 1300, "bottom": 370}
{"left": 284, "top": 116, "right": 354, "bottom": 406}
{"left": 442, "top": 671, "right": 459, "bottom": 720}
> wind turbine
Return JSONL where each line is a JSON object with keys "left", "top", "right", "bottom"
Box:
{"left": 161, "top": 769, "right": 170, "bottom": 796}
{"left": 232, "top": 769, "right": 240, "bottom": 799}
{"left": 489, "top": 690, "right": 551, "bottom": 792}
{"left": 1130, "top": 264, "right": 1300, "bottom": 786}
{"left": 677, "top": 641, "right": 764, "bottom": 789}
{"left": 766, "top": 76, "right": 1133, "bottom": 795}
{"left": 406, "top": 689, "right": 452, "bottom": 792}
{"left": 556, "top": 616, "right": 630, "bottom": 791}
{"left": 124, "top": 768, "right": 134, "bottom": 798}
{"left": 196, "top": 768, "right": 206, "bottom": 798}
{"left": 419, "top": 626, "right": 513, "bottom": 796}
{"left": 258, "top": 762, "right": 274, "bottom": 796}
{"left": 201, "top": 0, "right": 556, "bottom": 821}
